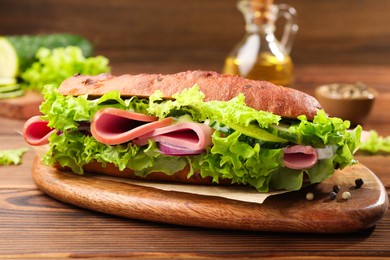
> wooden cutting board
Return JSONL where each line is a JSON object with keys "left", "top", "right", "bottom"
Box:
{"left": 0, "top": 91, "right": 42, "bottom": 120}
{"left": 32, "top": 157, "right": 388, "bottom": 233}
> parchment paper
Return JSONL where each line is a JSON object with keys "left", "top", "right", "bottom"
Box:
{"left": 94, "top": 174, "right": 288, "bottom": 204}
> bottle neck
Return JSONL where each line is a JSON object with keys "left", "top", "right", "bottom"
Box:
{"left": 245, "top": 22, "right": 275, "bottom": 34}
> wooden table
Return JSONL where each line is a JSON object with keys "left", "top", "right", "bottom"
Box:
{"left": 1, "top": 64, "right": 389, "bottom": 259}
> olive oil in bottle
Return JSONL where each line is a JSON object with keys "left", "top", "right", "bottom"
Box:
{"left": 223, "top": 0, "right": 298, "bottom": 87}
{"left": 223, "top": 52, "right": 294, "bottom": 87}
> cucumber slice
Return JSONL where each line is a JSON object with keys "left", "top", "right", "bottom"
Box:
{"left": 0, "top": 37, "right": 18, "bottom": 79}
{"left": 0, "top": 77, "right": 17, "bottom": 85}
{"left": 268, "top": 124, "right": 299, "bottom": 143}
{"left": 0, "top": 88, "right": 24, "bottom": 99}
{"left": 267, "top": 123, "right": 322, "bottom": 146}
{"left": 0, "top": 84, "right": 21, "bottom": 93}
{"left": 228, "top": 122, "right": 288, "bottom": 143}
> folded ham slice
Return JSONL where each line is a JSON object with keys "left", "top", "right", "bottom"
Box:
{"left": 23, "top": 116, "right": 55, "bottom": 146}
{"left": 133, "top": 122, "right": 214, "bottom": 155}
{"left": 283, "top": 145, "right": 318, "bottom": 170}
{"left": 91, "top": 108, "right": 214, "bottom": 155}
{"left": 91, "top": 108, "right": 173, "bottom": 145}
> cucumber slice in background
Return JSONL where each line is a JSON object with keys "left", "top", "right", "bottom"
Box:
{"left": 0, "top": 77, "right": 17, "bottom": 85}
{"left": 0, "top": 88, "right": 24, "bottom": 99}
{"left": 0, "top": 37, "right": 19, "bottom": 79}
{"left": 0, "top": 84, "right": 21, "bottom": 93}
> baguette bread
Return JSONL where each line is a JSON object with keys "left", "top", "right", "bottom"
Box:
{"left": 59, "top": 70, "right": 322, "bottom": 120}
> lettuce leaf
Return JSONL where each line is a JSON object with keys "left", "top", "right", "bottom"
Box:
{"left": 44, "top": 131, "right": 188, "bottom": 176}
{"left": 40, "top": 86, "right": 149, "bottom": 131}
{"left": 290, "top": 110, "right": 355, "bottom": 146}
{"left": 269, "top": 168, "right": 303, "bottom": 191}
{"left": 359, "top": 130, "right": 390, "bottom": 154}
{"left": 289, "top": 110, "right": 361, "bottom": 170}
{"left": 21, "top": 46, "right": 110, "bottom": 91}
{"left": 0, "top": 147, "right": 28, "bottom": 166}
{"left": 148, "top": 84, "right": 281, "bottom": 128}
{"left": 199, "top": 131, "right": 283, "bottom": 192}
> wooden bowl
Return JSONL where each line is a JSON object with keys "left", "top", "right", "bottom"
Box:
{"left": 315, "top": 83, "right": 377, "bottom": 125}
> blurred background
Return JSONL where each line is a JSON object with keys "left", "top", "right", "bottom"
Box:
{"left": 1, "top": 0, "right": 389, "bottom": 74}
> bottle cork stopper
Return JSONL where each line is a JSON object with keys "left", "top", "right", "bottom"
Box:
{"left": 251, "top": 0, "right": 274, "bottom": 23}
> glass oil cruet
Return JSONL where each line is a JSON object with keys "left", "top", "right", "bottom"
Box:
{"left": 223, "top": 0, "right": 298, "bottom": 87}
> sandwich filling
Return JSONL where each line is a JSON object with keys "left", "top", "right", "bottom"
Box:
{"left": 24, "top": 84, "right": 362, "bottom": 192}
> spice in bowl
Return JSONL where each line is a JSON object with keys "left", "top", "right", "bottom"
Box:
{"left": 315, "top": 82, "right": 377, "bottom": 125}
{"left": 324, "top": 82, "right": 375, "bottom": 99}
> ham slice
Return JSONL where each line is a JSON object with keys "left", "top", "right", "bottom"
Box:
{"left": 133, "top": 122, "right": 214, "bottom": 155}
{"left": 23, "top": 116, "right": 55, "bottom": 146}
{"left": 91, "top": 108, "right": 173, "bottom": 145}
{"left": 283, "top": 145, "right": 318, "bottom": 170}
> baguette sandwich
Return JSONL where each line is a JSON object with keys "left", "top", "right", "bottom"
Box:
{"left": 23, "top": 70, "right": 362, "bottom": 192}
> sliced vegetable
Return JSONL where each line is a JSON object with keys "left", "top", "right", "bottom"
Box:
{"left": 0, "top": 88, "right": 24, "bottom": 99}
{"left": 159, "top": 142, "right": 204, "bottom": 155}
{"left": 0, "top": 77, "right": 17, "bottom": 85}
{"left": 0, "top": 37, "right": 18, "bottom": 79}
{"left": 267, "top": 123, "right": 304, "bottom": 143}
{"left": 0, "top": 80, "right": 24, "bottom": 99}
{"left": 0, "top": 84, "right": 22, "bottom": 93}
{"left": 228, "top": 122, "right": 287, "bottom": 143}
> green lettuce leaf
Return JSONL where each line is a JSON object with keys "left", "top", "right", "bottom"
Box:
{"left": 44, "top": 131, "right": 188, "bottom": 177}
{"left": 290, "top": 110, "right": 354, "bottom": 146}
{"left": 269, "top": 168, "right": 303, "bottom": 191}
{"left": 40, "top": 85, "right": 149, "bottom": 131}
{"left": 0, "top": 147, "right": 28, "bottom": 166}
{"left": 148, "top": 84, "right": 281, "bottom": 128}
{"left": 198, "top": 131, "right": 283, "bottom": 192}
{"left": 359, "top": 130, "right": 390, "bottom": 154}
{"left": 21, "top": 46, "right": 110, "bottom": 91}
{"left": 289, "top": 110, "right": 361, "bottom": 169}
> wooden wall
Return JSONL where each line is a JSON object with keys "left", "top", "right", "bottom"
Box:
{"left": 1, "top": 0, "right": 390, "bottom": 72}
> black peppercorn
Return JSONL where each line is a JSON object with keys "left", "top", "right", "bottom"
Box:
{"left": 329, "top": 191, "right": 337, "bottom": 200}
{"left": 332, "top": 185, "right": 341, "bottom": 193}
{"left": 355, "top": 178, "right": 364, "bottom": 189}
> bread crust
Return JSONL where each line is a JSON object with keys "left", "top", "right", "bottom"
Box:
{"left": 59, "top": 71, "right": 322, "bottom": 120}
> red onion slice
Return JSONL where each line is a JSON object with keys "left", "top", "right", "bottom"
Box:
{"left": 159, "top": 142, "right": 205, "bottom": 156}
